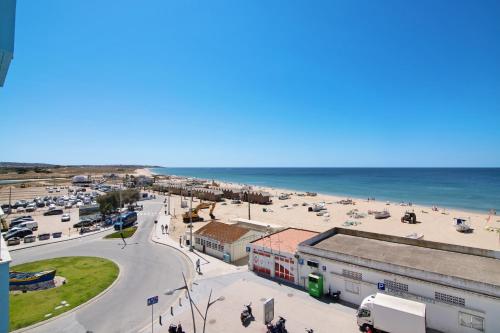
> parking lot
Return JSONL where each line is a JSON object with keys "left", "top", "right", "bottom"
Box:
{"left": 1, "top": 185, "right": 107, "bottom": 246}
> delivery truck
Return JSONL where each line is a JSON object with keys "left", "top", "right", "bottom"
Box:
{"left": 357, "top": 293, "right": 426, "bottom": 333}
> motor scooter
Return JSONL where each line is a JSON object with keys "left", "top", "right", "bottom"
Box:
{"left": 266, "top": 316, "right": 287, "bottom": 333}
{"left": 240, "top": 302, "right": 253, "bottom": 324}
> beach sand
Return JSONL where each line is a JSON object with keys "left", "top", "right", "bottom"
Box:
{"left": 141, "top": 169, "right": 500, "bottom": 250}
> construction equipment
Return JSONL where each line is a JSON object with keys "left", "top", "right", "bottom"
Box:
{"left": 182, "top": 202, "right": 216, "bottom": 223}
{"left": 401, "top": 212, "right": 417, "bottom": 224}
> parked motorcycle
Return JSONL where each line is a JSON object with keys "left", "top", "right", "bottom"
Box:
{"left": 240, "top": 302, "right": 253, "bottom": 324}
{"left": 168, "top": 323, "right": 184, "bottom": 333}
{"left": 266, "top": 316, "right": 287, "bottom": 333}
{"left": 306, "top": 329, "right": 314, "bottom": 333}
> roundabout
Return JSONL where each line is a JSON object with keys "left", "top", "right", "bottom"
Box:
{"left": 8, "top": 199, "right": 193, "bottom": 333}
{"left": 9, "top": 257, "right": 119, "bottom": 331}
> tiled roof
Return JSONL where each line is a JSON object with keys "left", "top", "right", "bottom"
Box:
{"left": 252, "top": 228, "right": 318, "bottom": 254}
{"left": 194, "top": 221, "right": 250, "bottom": 243}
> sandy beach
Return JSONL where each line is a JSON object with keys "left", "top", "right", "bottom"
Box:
{"left": 137, "top": 168, "right": 500, "bottom": 251}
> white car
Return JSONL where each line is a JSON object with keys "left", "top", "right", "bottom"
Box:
{"left": 65, "top": 202, "right": 73, "bottom": 209}
{"left": 76, "top": 202, "right": 84, "bottom": 207}
{"left": 61, "top": 214, "right": 71, "bottom": 222}
{"left": 16, "top": 207, "right": 26, "bottom": 213}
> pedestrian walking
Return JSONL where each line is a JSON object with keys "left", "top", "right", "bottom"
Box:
{"left": 179, "top": 235, "right": 182, "bottom": 247}
{"left": 165, "top": 224, "right": 169, "bottom": 234}
{"left": 161, "top": 224, "right": 165, "bottom": 234}
{"left": 196, "top": 258, "right": 201, "bottom": 274}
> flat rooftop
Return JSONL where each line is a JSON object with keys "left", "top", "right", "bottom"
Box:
{"left": 252, "top": 228, "right": 318, "bottom": 254}
{"left": 305, "top": 228, "right": 500, "bottom": 287}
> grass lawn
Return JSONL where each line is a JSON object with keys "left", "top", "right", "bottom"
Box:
{"left": 104, "top": 226, "right": 138, "bottom": 239}
{"left": 9, "top": 256, "right": 119, "bottom": 331}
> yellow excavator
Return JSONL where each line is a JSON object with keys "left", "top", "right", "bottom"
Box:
{"left": 182, "top": 202, "right": 216, "bottom": 223}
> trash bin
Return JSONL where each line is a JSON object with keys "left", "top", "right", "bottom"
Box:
{"left": 308, "top": 273, "right": 323, "bottom": 298}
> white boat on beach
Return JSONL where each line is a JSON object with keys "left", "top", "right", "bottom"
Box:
{"left": 374, "top": 211, "right": 391, "bottom": 219}
{"left": 405, "top": 232, "right": 424, "bottom": 240}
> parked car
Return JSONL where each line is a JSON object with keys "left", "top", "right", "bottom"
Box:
{"left": 64, "top": 202, "right": 73, "bottom": 209}
{"left": 3, "top": 228, "right": 33, "bottom": 240}
{"left": 36, "top": 201, "right": 46, "bottom": 208}
{"left": 61, "top": 213, "right": 71, "bottom": 222}
{"left": 18, "top": 220, "right": 38, "bottom": 231}
{"left": 44, "top": 209, "right": 63, "bottom": 216}
{"left": 16, "top": 207, "right": 26, "bottom": 213}
{"left": 26, "top": 203, "right": 37, "bottom": 212}
{"left": 73, "top": 219, "right": 95, "bottom": 228}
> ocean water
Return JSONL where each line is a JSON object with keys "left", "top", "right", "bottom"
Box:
{"left": 151, "top": 168, "right": 500, "bottom": 213}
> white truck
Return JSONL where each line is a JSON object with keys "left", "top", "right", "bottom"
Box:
{"left": 357, "top": 293, "right": 426, "bottom": 333}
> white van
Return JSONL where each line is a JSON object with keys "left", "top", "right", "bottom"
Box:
{"left": 19, "top": 220, "right": 38, "bottom": 231}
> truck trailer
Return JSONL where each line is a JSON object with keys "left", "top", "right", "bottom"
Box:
{"left": 357, "top": 293, "right": 426, "bottom": 333}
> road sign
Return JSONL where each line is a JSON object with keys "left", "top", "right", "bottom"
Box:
{"left": 377, "top": 282, "right": 385, "bottom": 291}
{"left": 147, "top": 295, "right": 159, "bottom": 306}
{"left": 263, "top": 298, "right": 274, "bottom": 324}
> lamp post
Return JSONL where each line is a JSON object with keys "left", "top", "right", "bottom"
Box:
{"left": 202, "top": 290, "right": 224, "bottom": 333}
{"left": 165, "top": 272, "right": 197, "bottom": 333}
{"left": 189, "top": 187, "right": 194, "bottom": 252}
{"left": 165, "top": 277, "right": 224, "bottom": 333}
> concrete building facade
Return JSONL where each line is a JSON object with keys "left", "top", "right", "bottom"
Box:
{"left": 193, "top": 221, "right": 262, "bottom": 263}
{"left": 297, "top": 228, "right": 500, "bottom": 333}
{"left": 0, "top": 0, "right": 16, "bottom": 87}
{"left": 249, "top": 228, "right": 318, "bottom": 284}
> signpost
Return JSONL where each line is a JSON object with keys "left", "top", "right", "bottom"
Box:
{"left": 263, "top": 298, "right": 274, "bottom": 324}
{"left": 147, "top": 296, "right": 159, "bottom": 333}
{"left": 377, "top": 282, "right": 385, "bottom": 291}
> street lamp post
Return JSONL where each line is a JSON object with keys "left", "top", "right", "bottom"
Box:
{"left": 189, "top": 188, "right": 194, "bottom": 252}
{"left": 202, "top": 290, "right": 224, "bottom": 333}
{"left": 165, "top": 272, "right": 197, "bottom": 333}
{"left": 165, "top": 277, "right": 224, "bottom": 333}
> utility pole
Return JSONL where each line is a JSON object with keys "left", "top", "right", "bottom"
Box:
{"left": 189, "top": 188, "right": 194, "bottom": 251}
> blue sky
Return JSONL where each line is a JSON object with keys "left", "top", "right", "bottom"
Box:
{"left": 1, "top": 0, "right": 499, "bottom": 167}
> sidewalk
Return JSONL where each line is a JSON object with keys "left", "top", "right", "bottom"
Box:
{"left": 151, "top": 212, "right": 247, "bottom": 278}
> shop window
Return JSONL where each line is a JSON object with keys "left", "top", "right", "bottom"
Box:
{"left": 459, "top": 312, "right": 484, "bottom": 332}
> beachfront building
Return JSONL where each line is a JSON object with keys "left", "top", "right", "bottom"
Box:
{"left": 249, "top": 228, "right": 318, "bottom": 284}
{"left": 0, "top": 0, "right": 16, "bottom": 87}
{"left": 72, "top": 175, "right": 92, "bottom": 186}
{"left": 243, "top": 190, "right": 273, "bottom": 205}
{"left": 0, "top": 207, "right": 11, "bottom": 333}
{"left": 193, "top": 221, "right": 262, "bottom": 263}
{"left": 296, "top": 227, "right": 500, "bottom": 333}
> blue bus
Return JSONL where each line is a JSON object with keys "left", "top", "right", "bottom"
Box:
{"left": 114, "top": 211, "right": 138, "bottom": 231}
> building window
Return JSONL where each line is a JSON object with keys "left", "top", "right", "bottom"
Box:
{"left": 384, "top": 280, "right": 408, "bottom": 293}
{"left": 435, "top": 292, "right": 465, "bottom": 307}
{"left": 195, "top": 238, "right": 200, "bottom": 245}
{"left": 345, "top": 280, "right": 360, "bottom": 294}
{"left": 459, "top": 312, "right": 484, "bottom": 331}
{"left": 307, "top": 260, "right": 319, "bottom": 268}
{"left": 342, "top": 269, "right": 362, "bottom": 281}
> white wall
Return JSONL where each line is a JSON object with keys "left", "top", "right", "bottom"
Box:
{"left": 297, "top": 253, "right": 500, "bottom": 333}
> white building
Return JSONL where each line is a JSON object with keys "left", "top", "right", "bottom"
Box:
{"left": 297, "top": 227, "right": 500, "bottom": 333}
{"left": 193, "top": 221, "right": 262, "bottom": 263}
{"left": 249, "top": 228, "right": 318, "bottom": 284}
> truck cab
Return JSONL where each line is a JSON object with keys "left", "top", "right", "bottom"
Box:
{"left": 357, "top": 294, "right": 375, "bottom": 329}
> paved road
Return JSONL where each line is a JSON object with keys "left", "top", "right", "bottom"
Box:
{"left": 10, "top": 199, "right": 192, "bottom": 333}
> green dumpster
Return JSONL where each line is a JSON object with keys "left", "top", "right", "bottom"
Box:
{"left": 308, "top": 273, "right": 323, "bottom": 298}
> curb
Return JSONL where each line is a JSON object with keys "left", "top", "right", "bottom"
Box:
{"left": 9, "top": 227, "right": 115, "bottom": 252}
{"left": 11, "top": 258, "right": 123, "bottom": 333}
